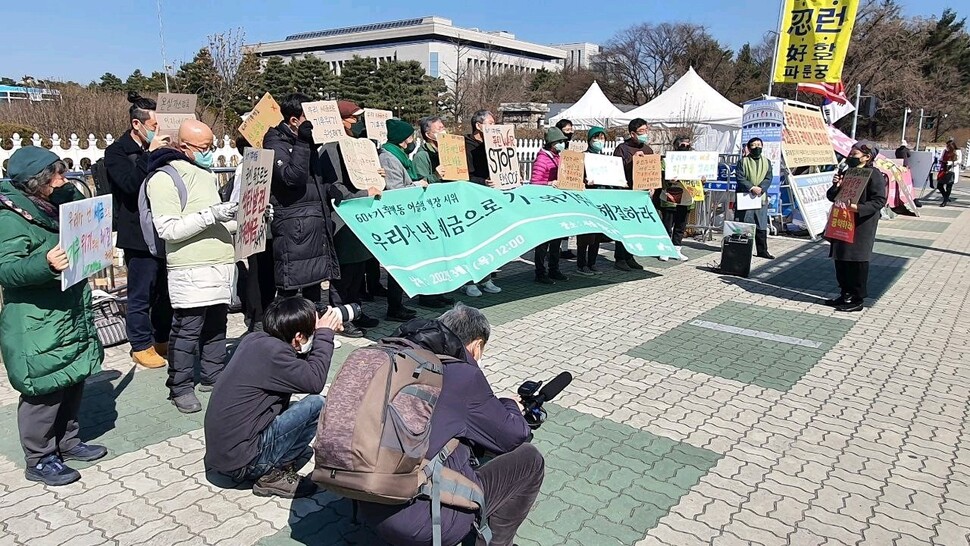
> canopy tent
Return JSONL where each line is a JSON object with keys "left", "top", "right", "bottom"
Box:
{"left": 547, "top": 81, "right": 626, "bottom": 130}
{"left": 616, "top": 67, "right": 743, "bottom": 153}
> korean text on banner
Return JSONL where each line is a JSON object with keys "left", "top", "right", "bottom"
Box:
{"left": 156, "top": 93, "right": 197, "bottom": 114}
{"left": 156, "top": 113, "right": 196, "bottom": 139}
{"left": 789, "top": 172, "right": 834, "bottom": 239}
{"left": 438, "top": 134, "right": 469, "bottom": 181}
{"left": 782, "top": 104, "right": 836, "bottom": 167}
{"left": 238, "top": 93, "right": 282, "bottom": 148}
{"left": 663, "top": 151, "right": 719, "bottom": 181}
{"left": 584, "top": 153, "right": 627, "bottom": 188}
{"left": 59, "top": 195, "right": 113, "bottom": 290}
{"left": 483, "top": 125, "right": 521, "bottom": 189}
{"left": 824, "top": 206, "right": 855, "bottom": 243}
{"left": 235, "top": 148, "right": 274, "bottom": 261}
{"left": 363, "top": 109, "right": 392, "bottom": 144}
{"left": 340, "top": 138, "right": 386, "bottom": 191}
{"left": 773, "top": 0, "right": 860, "bottom": 84}
{"left": 833, "top": 168, "right": 871, "bottom": 207}
{"left": 334, "top": 183, "right": 678, "bottom": 296}
{"left": 302, "top": 101, "right": 345, "bottom": 144}
{"left": 632, "top": 154, "right": 662, "bottom": 191}
{"left": 557, "top": 150, "right": 585, "bottom": 191}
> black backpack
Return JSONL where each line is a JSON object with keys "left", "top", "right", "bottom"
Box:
{"left": 91, "top": 158, "right": 111, "bottom": 197}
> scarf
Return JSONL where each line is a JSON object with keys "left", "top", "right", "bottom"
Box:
{"left": 27, "top": 195, "right": 58, "bottom": 220}
{"left": 742, "top": 156, "right": 769, "bottom": 188}
{"left": 381, "top": 142, "right": 420, "bottom": 181}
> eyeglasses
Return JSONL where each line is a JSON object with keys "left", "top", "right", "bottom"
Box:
{"left": 184, "top": 141, "right": 216, "bottom": 153}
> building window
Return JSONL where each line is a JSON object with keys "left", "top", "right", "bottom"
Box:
{"left": 429, "top": 52, "right": 439, "bottom": 78}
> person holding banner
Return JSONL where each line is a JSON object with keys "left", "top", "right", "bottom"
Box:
{"left": 575, "top": 127, "right": 609, "bottom": 276}
{"left": 657, "top": 136, "right": 695, "bottom": 262}
{"left": 413, "top": 116, "right": 448, "bottom": 185}
{"left": 530, "top": 127, "right": 570, "bottom": 284}
{"left": 461, "top": 109, "right": 503, "bottom": 297}
{"left": 735, "top": 137, "right": 775, "bottom": 260}
{"left": 554, "top": 119, "right": 577, "bottom": 259}
{"left": 611, "top": 118, "right": 654, "bottom": 271}
{"left": 0, "top": 147, "right": 106, "bottom": 486}
{"left": 825, "top": 142, "right": 887, "bottom": 312}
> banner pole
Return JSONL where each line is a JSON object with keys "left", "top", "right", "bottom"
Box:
{"left": 915, "top": 108, "right": 925, "bottom": 151}
{"left": 850, "top": 84, "right": 862, "bottom": 139}
{"left": 767, "top": 0, "right": 785, "bottom": 97}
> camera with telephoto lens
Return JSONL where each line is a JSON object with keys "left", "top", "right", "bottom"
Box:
{"left": 328, "top": 303, "right": 361, "bottom": 323}
{"left": 519, "top": 372, "right": 573, "bottom": 429}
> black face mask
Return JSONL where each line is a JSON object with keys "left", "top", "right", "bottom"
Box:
{"left": 676, "top": 144, "right": 690, "bottom": 151}
{"left": 562, "top": 132, "right": 574, "bottom": 140}
{"left": 846, "top": 157, "right": 863, "bottom": 168}
{"left": 49, "top": 185, "right": 76, "bottom": 206}
{"left": 749, "top": 148, "right": 763, "bottom": 158}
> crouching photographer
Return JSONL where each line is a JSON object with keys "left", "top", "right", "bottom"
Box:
{"left": 313, "top": 303, "right": 544, "bottom": 546}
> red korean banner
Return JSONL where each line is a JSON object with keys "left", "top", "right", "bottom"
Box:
{"left": 773, "top": 0, "right": 859, "bottom": 84}
{"left": 824, "top": 206, "right": 855, "bottom": 243}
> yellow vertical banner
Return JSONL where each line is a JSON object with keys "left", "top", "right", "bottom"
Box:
{"left": 772, "top": 0, "right": 859, "bottom": 84}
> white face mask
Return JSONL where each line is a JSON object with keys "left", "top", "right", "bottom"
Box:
{"left": 298, "top": 335, "right": 314, "bottom": 355}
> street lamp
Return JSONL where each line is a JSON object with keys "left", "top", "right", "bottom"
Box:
{"left": 934, "top": 113, "right": 949, "bottom": 142}
{"left": 901, "top": 107, "right": 912, "bottom": 145}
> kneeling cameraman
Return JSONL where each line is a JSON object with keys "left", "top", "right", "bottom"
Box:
{"left": 360, "top": 303, "right": 545, "bottom": 546}
{"left": 204, "top": 296, "right": 342, "bottom": 498}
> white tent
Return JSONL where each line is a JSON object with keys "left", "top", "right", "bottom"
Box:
{"left": 547, "top": 81, "right": 625, "bottom": 130}
{"left": 617, "top": 67, "right": 743, "bottom": 153}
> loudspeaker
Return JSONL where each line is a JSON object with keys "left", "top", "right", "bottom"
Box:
{"left": 720, "top": 235, "right": 753, "bottom": 278}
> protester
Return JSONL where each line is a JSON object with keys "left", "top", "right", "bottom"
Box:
{"left": 344, "top": 118, "right": 388, "bottom": 306}
{"left": 146, "top": 120, "right": 238, "bottom": 413}
{"left": 263, "top": 93, "right": 340, "bottom": 314}
{"left": 611, "top": 118, "right": 653, "bottom": 271}
{"left": 895, "top": 140, "right": 912, "bottom": 165}
{"left": 825, "top": 141, "right": 887, "bottom": 312}
{"left": 104, "top": 92, "right": 172, "bottom": 368}
{"left": 938, "top": 139, "right": 959, "bottom": 207}
{"left": 462, "top": 110, "right": 502, "bottom": 297}
{"left": 359, "top": 304, "right": 543, "bottom": 546}
{"left": 204, "top": 297, "right": 341, "bottom": 498}
{"left": 657, "top": 136, "right": 695, "bottom": 262}
{"left": 553, "top": 119, "right": 577, "bottom": 259}
{"left": 413, "top": 115, "right": 448, "bottom": 185}
{"left": 377, "top": 118, "right": 426, "bottom": 321}
{"left": 575, "top": 127, "right": 608, "bottom": 276}
{"left": 735, "top": 137, "right": 775, "bottom": 259}
{"left": 0, "top": 147, "right": 107, "bottom": 486}
{"left": 530, "top": 127, "right": 569, "bottom": 284}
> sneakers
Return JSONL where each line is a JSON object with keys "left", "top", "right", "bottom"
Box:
{"left": 576, "top": 267, "right": 595, "bottom": 277}
{"left": 658, "top": 255, "right": 669, "bottom": 262}
{"left": 253, "top": 467, "right": 318, "bottom": 499}
{"left": 675, "top": 246, "right": 689, "bottom": 261}
{"left": 481, "top": 280, "right": 502, "bottom": 294}
{"left": 132, "top": 347, "right": 166, "bottom": 369}
{"left": 386, "top": 306, "right": 417, "bottom": 322}
{"left": 171, "top": 392, "right": 202, "bottom": 414}
{"left": 153, "top": 342, "right": 169, "bottom": 358}
{"left": 465, "top": 284, "right": 483, "bottom": 297}
{"left": 61, "top": 442, "right": 107, "bottom": 462}
{"left": 354, "top": 314, "right": 380, "bottom": 329}
{"left": 339, "top": 322, "right": 366, "bottom": 338}
{"left": 836, "top": 298, "right": 864, "bottom": 313}
{"left": 824, "top": 295, "right": 848, "bottom": 307}
{"left": 25, "top": 454, "right": 80, "bottom": 486}
{"left": 549, "top": 271, "right": 568, "bottom": 282}
{"left": 626, "top": 259, "right": 644, "bottom": 270}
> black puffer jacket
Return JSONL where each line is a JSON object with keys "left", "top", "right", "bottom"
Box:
{"left": 263, "top": 122, "right": 340, "bottom": 289}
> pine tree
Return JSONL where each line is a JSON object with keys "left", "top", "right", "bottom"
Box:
{"left": 289, "top": 55, "right": 338, "bottom": 99}
{"left": 98, "top": 73, "right": 124, "bottom": 91}
{"left": 124, "top": 70, "right": 149, "bottom": 93}
{"left": 176, "top": 48, "right": 222, "bottom": 106}
{"left": 337, "top": 56, "right": 379, "bottom": 105}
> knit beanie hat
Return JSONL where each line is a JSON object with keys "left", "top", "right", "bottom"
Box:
{"left": 6, "top": 147, "right": 60, "bottom": 184}
{"left": 586, "top": 126, "right": 606, "bottom": 141}
{"left": 386, "top": 118, "right": 415, "bottom": 145}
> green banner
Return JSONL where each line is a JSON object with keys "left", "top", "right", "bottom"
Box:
{"left": 335, "top": 183, "right": 676, "bottom": 296}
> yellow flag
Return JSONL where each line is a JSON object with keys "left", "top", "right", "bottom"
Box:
{"left": 772, "top": 0, "right": 859, "bottom": 84}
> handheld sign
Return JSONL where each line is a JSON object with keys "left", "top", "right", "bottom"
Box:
{"left": 632, "top": 154, "right": 662, "bottom": 190}
{"left": 156, "top": 93, "right": 197, "bottom": 114}
{"left": 155, "top": 113, "right": 196, "bottom": 139}
{"left": 663, "top": 151, "right": 718, "bottom": 181}
{"left": 833, "top": 168, "right": 871, "bottom": 207}
{"left": 824, "top": 206, "right": 855, "bottom": 243}
{"left": 235, "top": 148, "right": 274, "bottom": 261}
{"left": 340, "top": 138, "right": 386, "bottom": 191}
{"left": 60, "top": 195, "right": 113, "bottom": 290}
{"left": 238, "top": 92, "right": 282, "bottom": 148}
{"left": 557, "top": 150, "right": 585, "bottom": 191}
{"left": 583, "top": 153, "right": 626, "bottom": 187}
{"left": 682, "top": 180, "right": 705, "bottom": 202}
{"left": 483, "top": 125, "right": 521, "bottom": 189}
{"left": 439, "top": 134, "right": 469, "bottom": 181}
{"left": 363, "top": 109, "right": 392, "bottom": 145}
{"left": 302, "top": 101, "right": 345, "bottom": 144}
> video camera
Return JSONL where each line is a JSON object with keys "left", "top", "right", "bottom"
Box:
{"left": 518, "top": 372, "right": 573, "bottom": 429}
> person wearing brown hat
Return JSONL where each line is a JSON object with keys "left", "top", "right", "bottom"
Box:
{"left": 338, "top": 100, "right": 364, "bottom": 136}
{"left": 0, "top": 147, "right": 107, "bottom": 486}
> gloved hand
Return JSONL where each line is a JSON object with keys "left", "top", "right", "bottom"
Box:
{"left": 263, "top": 203, "right": 275, "bottom": 224}
{"left": 297, "top": 120, "right": 315, "bottom": 144}
{"left": 210, "top": 202, "right": 238, "bottom": 223}
{"left": 327, "top": 184, "right": 344, "bottom": 207}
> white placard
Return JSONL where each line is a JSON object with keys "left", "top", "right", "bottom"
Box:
{"left": 235, "top": 148, "right": 274, "bottom": 260}
{"left": 59, "top": 195, "right": 113, "bottom": 290}
{"left": 664, "top": 151, "right": 719, "bottom": 181}
{"left": 583, "top": 153, "right": 627, "bottom": 187}
{"left": 789, "top": 172, "right": 835, "bottom": 239}
{"left": 735, "top": 192, "right": 764, "bottom": 211}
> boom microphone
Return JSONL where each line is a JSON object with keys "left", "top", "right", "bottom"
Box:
{"left": 533, "top": 372, "right": 573, "bottom": 406}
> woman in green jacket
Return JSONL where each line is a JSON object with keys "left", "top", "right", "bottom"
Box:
{"left": 0, "top": 147, "right": 106, "bottom": 486}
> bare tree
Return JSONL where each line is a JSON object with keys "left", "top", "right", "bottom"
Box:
{"left": 441, "top": 37, "right": 474, "bottom": 124}
{"left": 206, "top": 28, "right": 263, "bottom": 129}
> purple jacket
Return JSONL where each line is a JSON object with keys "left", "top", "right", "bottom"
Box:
{"left": 530, "top": 149, "right": 560, "bottom": 185}
{"left": 360, "top": 319, "right": 531, "bottom": 546}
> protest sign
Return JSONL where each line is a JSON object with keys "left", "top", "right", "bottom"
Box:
{"left": 156, "top": 113, "right": 196, "bottom": 138}
{"left": 632, "top": 154, "right": 662, "bottom": 191}
{"left": 363, "top": 109, "right": 392, "bottom": 144}
{"left": 483, "top": 125, "right": 521, "bottom": 189}
{"left": 557, "top": 150, "right": 585, "bottom": 191}
{"left": 238, "top": 92, "right": 282, "bottom": 148}
{"left": 663, "top": 151, "right": 719, "bottom": 181}
{"left": 156, "top": 93, "right": 197, "bottom": 114}
{"left": 59, "top": 195, "right": 113, "bottom": 290}
{"left": 584, "top": 153, "right": 626, "bottom": 188}
{"left": 782, "top": 104, "right": 836, "bottom": 167}
{"left": 772, "top": 0, "right": 860, "bottom": 84}
{"left": 833, "top": 168, "right": 871, "bottom": 207}
{"left": 875, "top": 157, "right": 918, "bottom": 215}
{"left": 340, "top": 138, "right": 386, "bottom": 191}
{"left": 742, "top": 99, "right": 784, "bottom": 213}
{"left": 335, "top": 183, "right": 678, "bottom": 296}
{"left": 681, "top": 180, "right": 705, "bottom": 202}
{"left": 302, "top": 101, "right": 345, "bottom": 144}
{"left": 824, "top": 206, "right": 855, "bottom": 243}
{"left": 438, "top": 134, "right": 469, "bottom": 181}
{"left": 789, "top": 172, "right": 835, "bottom": 239}
{"left": 235, "top": 148, "right": 274, "bottom": 261}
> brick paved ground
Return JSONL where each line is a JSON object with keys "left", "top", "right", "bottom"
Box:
{"left": 1, "top": 184, "right": 969, "bottom": 545}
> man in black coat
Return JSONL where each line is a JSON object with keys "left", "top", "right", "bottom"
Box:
{"left": 263, "top": 93, "right": 340, "bottom": 311}
{"left": 103, "top": 92, "right": 173, "bottom": 369}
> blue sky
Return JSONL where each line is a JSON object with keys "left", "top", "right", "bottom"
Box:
{"left": 4, "top": 0, "right": 961, "bottom": 83}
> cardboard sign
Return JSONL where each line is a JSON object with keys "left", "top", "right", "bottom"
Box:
{"left": 557, "top": 150, "right": 585, "bottom": 191}
{"left": 59, "top": 195, "right": 113, "bottom": 290}
{"left": 483, "top": 125, "right": 521, "bottom": 189}
{"left": 663, "top": 151, "right": 719, "bottom": 181}
{"left": 156, "top": 93, "right": 197, "bottom": 114}
{"left": 782, "top": 105, "right": 836, "bottom": 167}
{"left": 364, "top": 109, "right": 392, "bottom": 145}
{"left": 584, "top": 153, "right": 626, "bottom": 187}
{"left": 155, "top": 113, "right": 196, "bottom": 138}
{"left": 302, "top": 101, "right": 345, "bottom": 144}
{"left": 438, "top": 134, "right": 469, "bottom": 181}
{"left": 824, "top": 206, "right": 855, "bottom": 243}
{"left": 238, "top": 92, "right": 282, "bottom": 148}
{"left": 235, "top": 148, "right": 274, "bottom": 261}
{"left": 632, "top": 154, "right": 662, "bottom": 190}
{"left": 340, "top": 138, "right": 386, "bottom": 191}
{"left": 833, "top": 168, "right": 871, "bottom": 207}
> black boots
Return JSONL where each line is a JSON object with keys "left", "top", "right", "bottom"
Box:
{"left": 755, "top": 230, "right": 775, "bottom": 260}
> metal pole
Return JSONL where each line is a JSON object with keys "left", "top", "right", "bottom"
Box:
{"left": 157, "top": 0, "right": 170, "bottom": 93}
{"left": 915, "top": 108, "right": 924, "bottom": 151}
{"left": 850, "top": 84, "right": 862, "bottom": 139}
{"left": 901, "top": 108, "right": 910, "bottom": 144}
{"left": 767, "top": 1, "right": 785, "bottom": 97}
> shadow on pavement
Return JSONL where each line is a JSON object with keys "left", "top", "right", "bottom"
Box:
{"left": 79, "top": 367, "right": 133, "bottom": 443}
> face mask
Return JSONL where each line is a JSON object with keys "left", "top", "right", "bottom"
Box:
{"left": 846, "top": 156, "right": 862, "bottom": 168}
{"left": 590, "top": 141, "right": 605, "bottom": 153}
{"left": 139, "top": 125, "right": 155, "bottom": 146}
{"left": 563, "top": 132, "right": 574, "bottom": 140}
{"left": 677, "top": 144, "right": 690, "bottom": 151}
{"left": 432, "top": 131, "right": 447, "bottom": 142}
{"left": 194, "top": 150, "right": 214, "bottom": 169}
{"left": 404, "top": 142, "right": 416, "bottom": 154}
{"left": 553, "top": 142, "right": 566, "bottom": 152}
{"left": 49, "top": 185, "right": 74, "bottom": 206}
{"left": 749, "top": 148, "right": 763, "bottom": 158}
{"left": 637, "top": 134, "right": 650, "bottom": 145}
{"left": 298, "top": 335, "right": 314, "bottom": 355}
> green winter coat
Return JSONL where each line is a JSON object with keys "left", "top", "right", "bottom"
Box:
{"left": 0, "top": 180, "right": 103, "bottom": 396}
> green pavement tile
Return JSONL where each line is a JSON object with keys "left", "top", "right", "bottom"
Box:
{"left": 915, "top": 207, "right": 962, "bottom": 218}
{"left": 879, "top": 218, "right": 951, "bottom": 233}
